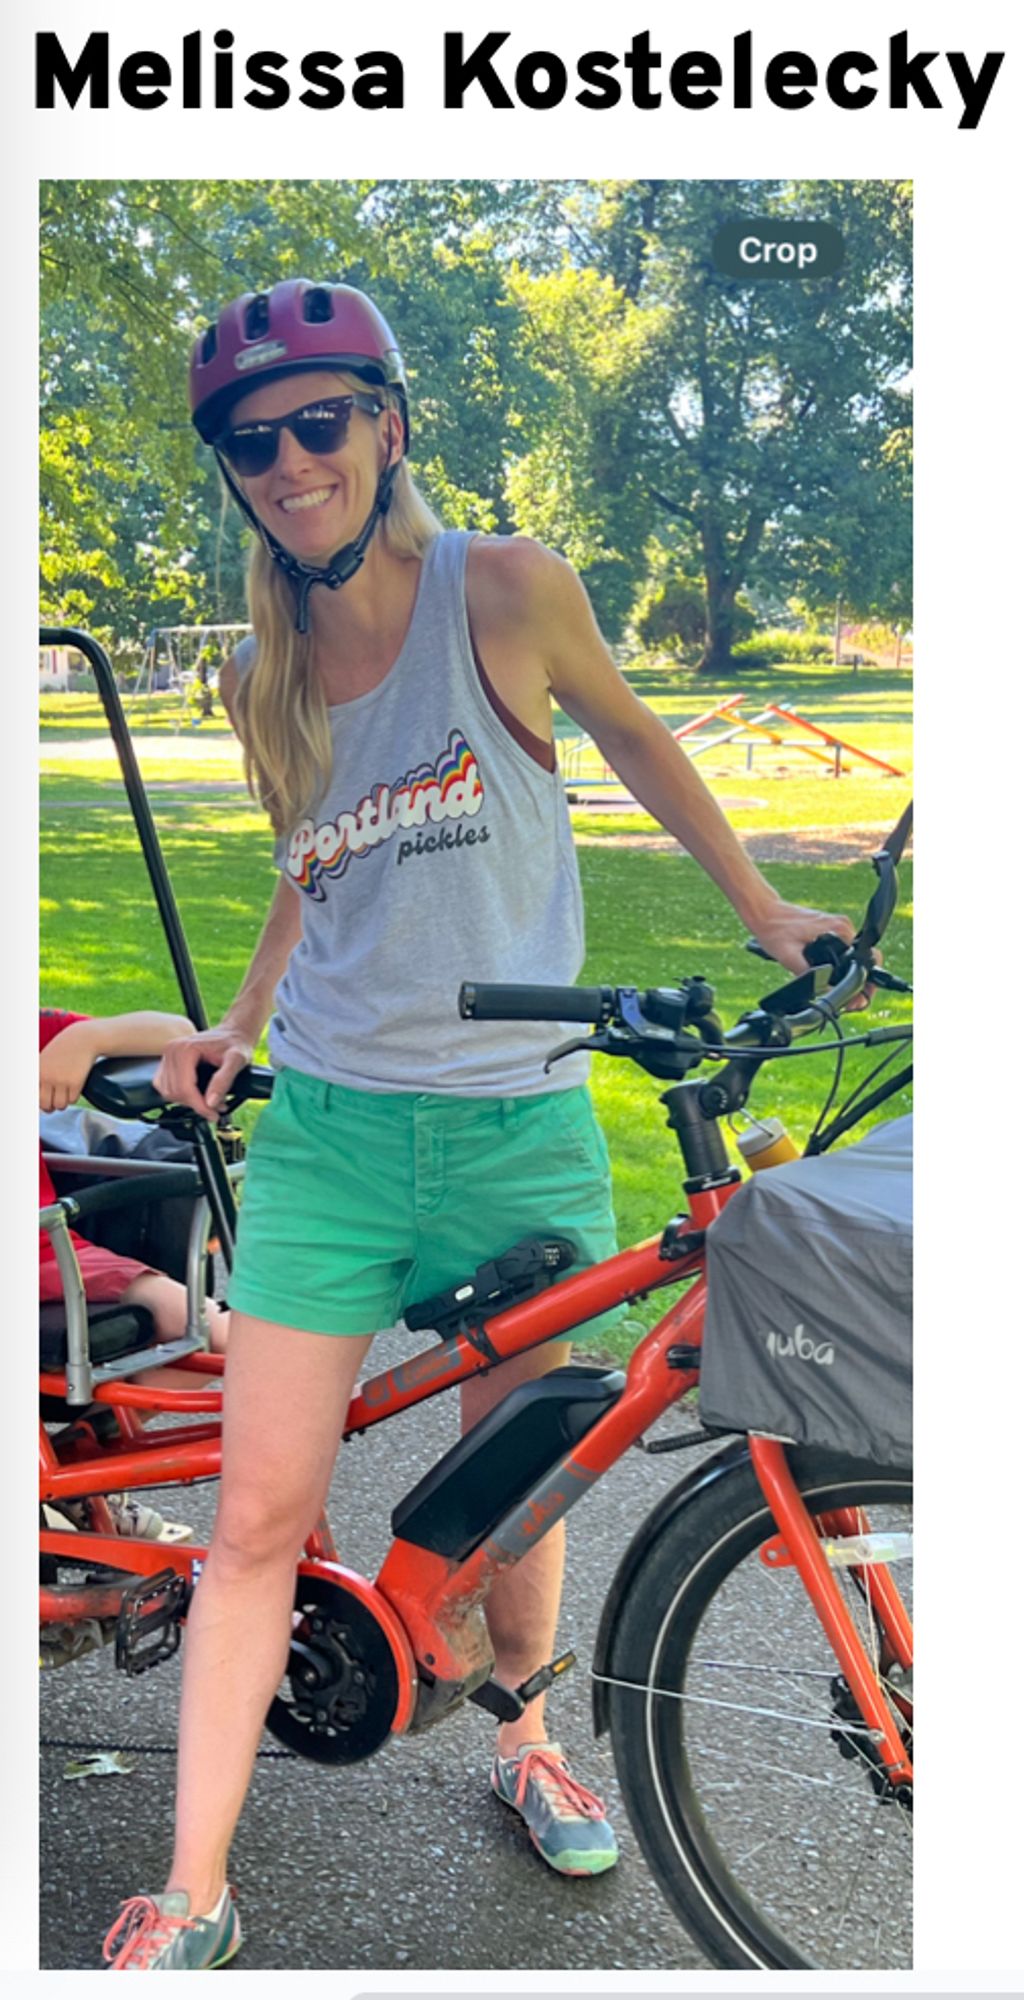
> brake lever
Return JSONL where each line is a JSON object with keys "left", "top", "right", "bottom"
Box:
{"left": 862, "top": 966, "right": 912, "bottom": 995}
{"left": 543, "top": 1033, "right": 597, "bottom": 1073}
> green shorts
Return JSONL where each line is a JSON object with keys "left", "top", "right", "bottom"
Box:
{"left": 228, "top": 1068, "right": 619, "bottom": 1339}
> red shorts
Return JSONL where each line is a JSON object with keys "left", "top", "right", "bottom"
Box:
{"left": 39, "top": 1238, "right": 157, "bottom": 1307}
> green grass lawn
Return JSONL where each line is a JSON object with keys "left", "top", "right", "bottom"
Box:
{"left": 39, "top": 660, "right": 912, "bottom": 1366}
{"left": 42, "top": 661, "right": 911, "bottom": 835}
{"left": 39, "top": 690, "right": 215, "bottom": 738}
{"left": 572, "top": 771, "right": 910, "bottom": 840}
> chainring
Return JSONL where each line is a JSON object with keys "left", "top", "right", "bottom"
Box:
{"left": 264, "top": 1573, "right": 401, "bottom": 1765}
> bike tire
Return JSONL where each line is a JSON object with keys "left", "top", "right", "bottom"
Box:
{"left": 606, "top": 1447, "right": 912, "bottom": 1971}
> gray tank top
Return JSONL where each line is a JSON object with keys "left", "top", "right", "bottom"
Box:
{"left": 245, "top": 531, "right": 589, "bottom": 1095}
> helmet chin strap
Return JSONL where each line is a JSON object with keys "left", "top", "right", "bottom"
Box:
{"left": 216, "top": 454, "right": 399, "bottom": 635}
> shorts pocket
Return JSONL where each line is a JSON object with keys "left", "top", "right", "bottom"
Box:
{"left": 546, "top": 1090, "right": 611, "bottom": 1179}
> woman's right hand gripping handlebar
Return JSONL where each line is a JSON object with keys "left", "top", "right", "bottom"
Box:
{"left": 154, "top": 1021, "right": 255, "bottom": 1118}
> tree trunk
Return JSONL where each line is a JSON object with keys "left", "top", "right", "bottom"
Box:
{"left": 696, "top": 506, "right": 765, "bottom": 675}
{"left": 697, "top": 542, "right": 740, "bottom": 675}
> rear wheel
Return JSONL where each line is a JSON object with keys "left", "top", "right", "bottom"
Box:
{"left": 606, "top": 1449, "right": 912, "bottom": 1970}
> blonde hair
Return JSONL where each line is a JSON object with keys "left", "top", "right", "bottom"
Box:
{"left": 234, "top": 383, "right": 443, "bottom": 837}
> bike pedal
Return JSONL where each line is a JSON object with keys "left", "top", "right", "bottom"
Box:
{"left": 517, "top": 1649, "right": 577, "bottom": 1704}
{"left": 467, "top": 1651, "right": 577, "bottom": 1723}
{"left": 114, "top": 1567, "right": 191, "bottom": 1677}
{"left": 467, "top": 1677, "right": 524, "bottom": 1723}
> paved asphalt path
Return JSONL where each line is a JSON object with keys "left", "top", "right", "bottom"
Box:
{"left": 40, "top": 1329, "right": 714, "bottom": 1974}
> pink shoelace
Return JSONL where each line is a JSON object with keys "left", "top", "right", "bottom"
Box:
{"left": 102, "top": 1896, "right": 195, "bottom": 1969}
{"left": 513, "top": 1748, "right": 607, "bottom": 1823}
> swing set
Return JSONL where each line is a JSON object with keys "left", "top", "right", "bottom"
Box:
{"left": 132, "top": 624, "right": 250, "bottom": 726}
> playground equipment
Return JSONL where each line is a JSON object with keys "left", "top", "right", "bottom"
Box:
{"left": 679, "top": 695, "right": 903, "bottom": 778}
{"left": 132, "top": 623, "right": 250, "bottom": 710}
{"left": 560, "top": 692, "right": 903, "bottom": 797}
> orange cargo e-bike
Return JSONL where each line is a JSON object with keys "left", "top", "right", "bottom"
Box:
{"left": 40, "top": 628, "right": 913, "bottom": 1971}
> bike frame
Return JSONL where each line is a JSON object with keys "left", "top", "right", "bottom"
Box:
{"left": 40, "top": 1172, "right": 912, "bottom": 1784}
{"left": 39, "top": 625, "right": 912, "bottom": 1789}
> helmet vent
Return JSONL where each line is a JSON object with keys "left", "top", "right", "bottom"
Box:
{"left": 244, "top": 295, "right": 271, "bottom": 341}
{"left": 199, "top": 324, "right": 218, "bottom": 364}
{"left": 304, "top": 287, "right": 334, "bottom": 324}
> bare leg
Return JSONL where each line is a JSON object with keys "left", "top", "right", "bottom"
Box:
{"left": 164, "top": 1313, "right": 372, "bottom": 1910}
{"left": 120, "top": 1271, "right": 228, "bottom": 1352}
{"left": 460, "top": 1340, "right": 572, "bottom": 1758}
{"left": 118, "top": 1275, "right": 228, "bottom": 1398}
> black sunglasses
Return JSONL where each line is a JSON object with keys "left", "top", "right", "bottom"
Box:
{"left": 216, "top": 391, "right": 385, "bottom": 478}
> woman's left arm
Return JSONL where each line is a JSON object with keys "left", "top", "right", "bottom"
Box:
{"left": 526, "top": 546, "right": 856, "bottom": 976}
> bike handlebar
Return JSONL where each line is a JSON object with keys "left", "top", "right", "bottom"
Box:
{"left": 458, "top": 817, "right": 909, "bottom": 1082}
{"left": 84, "top": 1056, "right": 275, "bottom": 1119}
{"left": 459, "top": 943, "right": 873, "bottom": 1047}
{"left": 459, "top": 983, "right": 614, "bottom": 1025}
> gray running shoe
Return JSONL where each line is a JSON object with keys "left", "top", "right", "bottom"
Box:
{"left": 103, "top": 1886, "right": 241, "bottom": 1970}
{"left": 491, "top": 1740, "right": 619, "bottom": 1876}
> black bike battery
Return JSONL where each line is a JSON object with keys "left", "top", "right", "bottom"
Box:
{"left": 392, "top": 1365, "right": 624, "bottom": 1562}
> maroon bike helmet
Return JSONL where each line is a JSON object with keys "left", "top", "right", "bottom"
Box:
{"left": 190, "top": 280, "right": 409, "bottom": 449}
{"left": 190, "top": 280, "right": 410, "bottom": 630}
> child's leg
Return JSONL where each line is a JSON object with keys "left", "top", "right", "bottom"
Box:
{"left": 120, "top": 1271, "right": 229, "bottom": 1352}
{"left": 59, "top": 1246, "right": 226, "bottom": 1354}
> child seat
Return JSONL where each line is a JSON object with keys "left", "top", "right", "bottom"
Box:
{"left": 40, "top": 1153, "right": 210, "bottom": 1406}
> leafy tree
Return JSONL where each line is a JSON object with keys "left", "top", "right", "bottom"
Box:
{"left": 784, "top": 417, "right": 913, "bottom": 637}
{"left": 505, "top": 179, "right": 912, "bottom": 669}
{"left": 39, "top": 179, "right": 911, "bottom": 673}
{"left": 503, "top": 260, "right": 666, "bottom": 632}
{"left": 40, "top": 181, "right": 372, "bottom": 645}
{"left": 631, "top": 559, "right": 755, "bottom": 662}
{"left": 39, "top": 179, "right": 533, "bottom": 646}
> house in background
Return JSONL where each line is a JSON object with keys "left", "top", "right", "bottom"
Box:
{"left": 39, "top": 644, "right": 85, "bottom": 691}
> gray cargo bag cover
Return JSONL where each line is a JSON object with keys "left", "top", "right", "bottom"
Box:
{"left": 699, "top": 1116, "right": 911, "bottom": 1467}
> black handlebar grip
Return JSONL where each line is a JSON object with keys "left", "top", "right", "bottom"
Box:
{"left": 86, "top": 1055, "right": 276, "bottom": 1116}
{"left": 84, "top": 1058, "right": 166, "bottom": 1118}
{"left": 747, "top": 933, "right": 849, "bottom": 972}
{"left": 194, "top": 1061, "right": 275, "bottom": 1103}
{"left": 801, "top": 931, "right": 849, "bottom": 972}
{"left": 459, "top": 983, "right": 611, "bottom": 1024}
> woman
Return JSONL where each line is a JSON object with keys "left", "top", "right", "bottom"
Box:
{"left": 103, "top": 280, "right": 856, "bottom": 1970}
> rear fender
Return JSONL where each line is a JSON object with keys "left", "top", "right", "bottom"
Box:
{"left": 591, "top": 1436, "right": 751, "bottom": 1737}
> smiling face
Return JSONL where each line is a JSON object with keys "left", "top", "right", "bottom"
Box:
{"left": 227, "top": 368, "right": 401, "bottom": 560}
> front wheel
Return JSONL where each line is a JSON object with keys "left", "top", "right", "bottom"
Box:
{"left": 606, "top": 1448, "right": 912, "bottom": 1971}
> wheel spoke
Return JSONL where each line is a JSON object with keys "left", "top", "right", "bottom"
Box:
{"left": 594, "top": 1669, "right": 883, "bottom": 1738}
{"left": 606, "top": 1461, "right": 912, "bottom": 1970}
{"left": 828, "top": 1779, "right": 903, "bottom": 1958}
